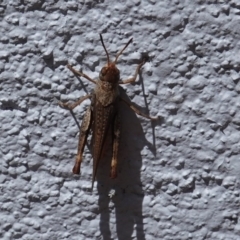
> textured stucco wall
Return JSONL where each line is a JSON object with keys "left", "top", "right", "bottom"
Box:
{"left": 1, "top": 0, "right": 240, "bottom": 239}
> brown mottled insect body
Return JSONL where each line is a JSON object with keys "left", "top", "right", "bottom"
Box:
{"left": 59, "top": 34, "right": 156, "bottom": 189}
{"left": 92, "top": 93, "right": 118, "bottom": 181}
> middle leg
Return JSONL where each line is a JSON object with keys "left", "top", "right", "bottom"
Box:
{"left": 59, "top": 94, "right": 91, "bottom": 110}
{"left": 120, "top": 97, "right": 158, "bottom": 120}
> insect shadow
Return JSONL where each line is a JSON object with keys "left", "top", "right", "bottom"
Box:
{"left": 96, "top": 86, "right": 156, "bottom": 240}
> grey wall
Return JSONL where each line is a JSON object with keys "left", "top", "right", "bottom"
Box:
{"left": 1, "top": 0, "right": 240, "bottom": 239}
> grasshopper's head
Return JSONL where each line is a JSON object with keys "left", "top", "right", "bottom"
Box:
{"left": 99, "top": 63, "right": 120, "bottom": 83}
{"left": 99, "top": 34, "right": 133, "bottom": 83}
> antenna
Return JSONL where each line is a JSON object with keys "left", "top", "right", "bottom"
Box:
{"left": 100, "top": 34, "right": 110, "bottom": 65}
{"left": 114, "top": 37, "right": 133, "bottom": 63}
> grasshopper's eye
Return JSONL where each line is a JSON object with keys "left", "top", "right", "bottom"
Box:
{"left": 101, "top": 67, "right": 107, "bottom": 76}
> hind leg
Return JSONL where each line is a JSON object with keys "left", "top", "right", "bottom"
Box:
{"left": 110, "top": 114, "right": 120, "bottom": 178}
{"left": 72, "top": 107, "right": 92, "bottom": 174}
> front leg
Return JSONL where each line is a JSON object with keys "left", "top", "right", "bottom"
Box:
{"left": 67, "top": 64, "right": 97, "bottom": 85}
{"left": 120, "top": 97, "right": 158, "bottom": 120}
{"left": 110, "top": 114, "right": 120, "bottom": 178}
{"left": 59, "top": 94, "right": 91, "bottom": 110}
{"left": 118, "top": 60, "right": 145, "bottom": 85}
{"left": 72, "top": 106, "right": 92, "bottom": 174}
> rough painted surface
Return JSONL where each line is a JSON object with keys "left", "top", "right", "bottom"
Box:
{"left": 1, "top": 0, "right": 240, "bottom": 239}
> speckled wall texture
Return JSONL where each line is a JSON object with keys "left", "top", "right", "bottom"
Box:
{"left": 1, "top": 0, "right": 240, "bottom": 240}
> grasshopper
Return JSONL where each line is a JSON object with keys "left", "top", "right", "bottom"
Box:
{"left": 59, "top": 34, "right": 157, "bottom": 189}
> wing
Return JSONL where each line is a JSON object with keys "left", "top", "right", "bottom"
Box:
{"left": 91, "top": 97, "right": 116, "bottom": 189}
